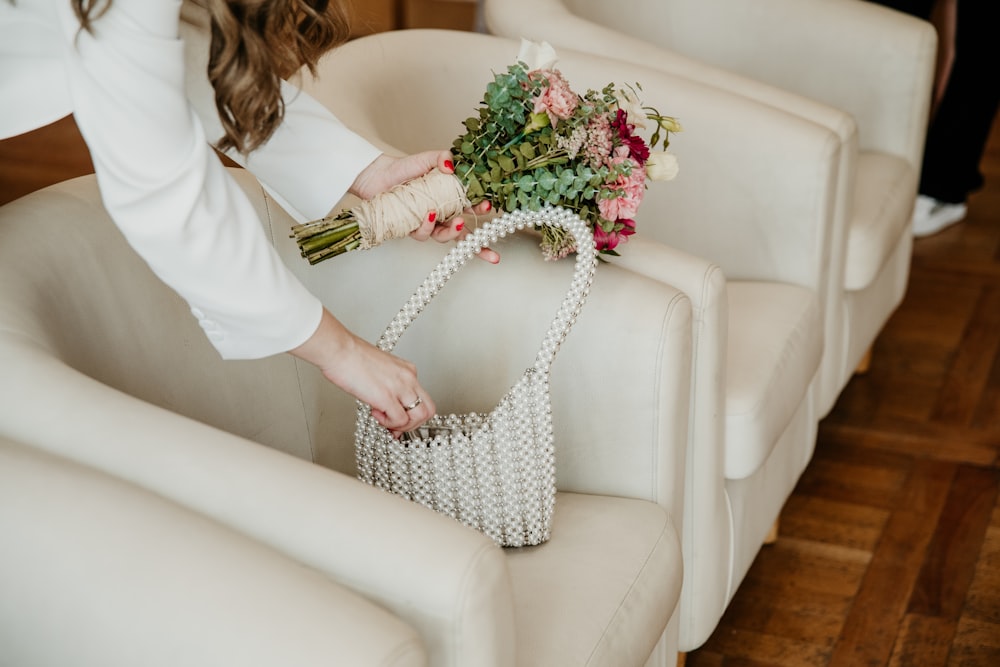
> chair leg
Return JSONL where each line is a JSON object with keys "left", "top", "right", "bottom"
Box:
{"left": 763, "top": 517, "right": 780, "bottom": 545}
{"left": 855, "top": 346, "right": 873, "bottom": 374}
{"left": 677, "top": 652, "right": 687, "bottom": 667}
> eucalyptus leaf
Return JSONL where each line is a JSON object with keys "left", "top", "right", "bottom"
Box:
{"left": 538, "top": 171, "right": 558, "bottom": 191}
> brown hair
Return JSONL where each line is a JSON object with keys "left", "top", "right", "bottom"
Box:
{"left": 72, "top": 0, "right": 352, "bottom": 154}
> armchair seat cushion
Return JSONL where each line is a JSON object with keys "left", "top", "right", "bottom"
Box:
{"left": 508, "top": 492, "right": 681, "bottom": 667}
{"left": 844, "top": 152, "right": 916, "bottom": 291}
{"left": 724, "top": 281, "right": 822, "bottom": 480}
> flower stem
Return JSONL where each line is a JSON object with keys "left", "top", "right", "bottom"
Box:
{"left": 291, "top": 218, "right": 362, "bottom": 264}
{"left": 304, "top": 236, "right": 362, "bottom": 264}
{"left": 297, "top": 222, "right": 360, "bottom": 254}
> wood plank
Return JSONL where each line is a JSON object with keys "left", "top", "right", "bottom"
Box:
{"left": 780, "top": 494, "right": 888, "bottom": 552}
{"left": 971, "top": 341, "right": 1000, "bottom": 430}
{"left": 947, "top": 616, "right": 1000, "bottom": 665}
{"left": 908, "top": 466, "right": 1000, "bottom": 618}
{"left": 959, "top": 509, "right": 1000, "bottom": 625}
{"left": 792, "top": 440, "right": 914, "bottom": 510}
{"left": 827, "top": 460, "right": 956, "bottom": 667}
{"left": 933, "top": 286, "right": 1000, "bottom": 425}
{"left": 887, "top": 614, "right": 956, "bottom": 666}
{"left": 818, "top": 421, "right": 999, "bottom": 468}
{"left": 691, "top": 627, "right": 830, "bottom": 667}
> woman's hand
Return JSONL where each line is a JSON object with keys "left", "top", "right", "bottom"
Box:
{"left": 290, "top": 308, "right": 435, "bottom": 438}
{"left": 350, "top": 151, "right": 500, "bottom": 264}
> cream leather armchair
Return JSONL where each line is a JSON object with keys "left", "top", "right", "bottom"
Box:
{"left": 298, "top": 29, "right": 839, "bottom": 654}
{"left": 0, "top": 436, "right": 427, "bottom": 667}
{"left": 484, "top": 0, "right": 937, "bottom": 418}
{"left": 0, "top": 165, "right": 692, "bottom": 665}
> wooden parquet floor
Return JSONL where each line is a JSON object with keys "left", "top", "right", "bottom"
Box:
{"left": 2, "top": 112, "right": 998, "bottom": 667}
{"left": 687, "top": 118, "right": 1000, "bottom": 666}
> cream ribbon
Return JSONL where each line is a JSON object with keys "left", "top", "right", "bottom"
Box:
{"left": 353, "top": 170, "right": 472, "bottom": 249}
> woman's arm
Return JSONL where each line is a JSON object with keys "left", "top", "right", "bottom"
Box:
{"left": 57, "top": 0, "right": 325, "bottom": 360}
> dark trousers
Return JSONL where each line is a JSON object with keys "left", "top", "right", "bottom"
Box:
{"left": 873, "top": 0, "right": 999, "bottom": 203}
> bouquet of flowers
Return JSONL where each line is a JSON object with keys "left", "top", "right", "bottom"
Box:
{"left": 292, "top": 41, "right": 680, "bottom": 264}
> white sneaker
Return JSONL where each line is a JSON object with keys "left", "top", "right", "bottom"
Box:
{"left": 912, "top": 194, "right": 967, "bottom": 237}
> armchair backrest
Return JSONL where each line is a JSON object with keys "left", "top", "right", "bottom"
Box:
{"left": 0, "top": 173, "right": 314, "bottom": 462}
{"left": 558, "top": 0, "right": 935, "bottom": 165}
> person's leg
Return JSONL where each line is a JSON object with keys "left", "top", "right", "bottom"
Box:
{"left": 869, "top": 0, "right": 934, "bottom": 19}
{"left": 912, "top": 0, "right": 999, "bottom": 236}
{"left": 918, "top": 1, "right": 999, "bottom": 204}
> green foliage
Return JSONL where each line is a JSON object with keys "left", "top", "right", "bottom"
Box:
{"left": 453, "top": 63, "right": 587, "bottom": 218}
{"left": 451, "top": 63, "right": 677, "bottom": 237}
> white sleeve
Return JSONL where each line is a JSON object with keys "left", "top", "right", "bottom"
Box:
{"left": 177, "top": 2, "right": 383, "bottom": 223}
{"left": 54, "top": 0, "right": 338, "bottom": 360}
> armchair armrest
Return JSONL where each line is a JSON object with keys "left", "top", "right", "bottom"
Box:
{"left": 0, "top": 353, "right": 518, "bottom": 665}
{"left": 0, "top": 437, "right": 427, "bottom": 667}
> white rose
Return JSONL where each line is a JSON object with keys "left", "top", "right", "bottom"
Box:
{"left": 516, "top": 39, "right": 559, "bottom": 71}
{"left": 645, "top": 151, "right": 679, "bottom": 181}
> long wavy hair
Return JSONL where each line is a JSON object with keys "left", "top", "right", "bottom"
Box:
{"left": 72, "top": 0, "right": 352, "bottom": 154}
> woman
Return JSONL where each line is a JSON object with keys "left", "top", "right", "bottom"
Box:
{"left": 0, "top": 0, "right": 496, "bottom": 435}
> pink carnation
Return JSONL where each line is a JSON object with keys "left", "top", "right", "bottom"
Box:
{"left": 530, "top": 69, "right": 579, "bottom": 127}
{"left": 611, "top": 109, "right": 650, "bottom": 164}
{"left": 598, "top": 157, "right": 646, "bottom": 221}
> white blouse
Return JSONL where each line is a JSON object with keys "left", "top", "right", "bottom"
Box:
{"left": 0, "top": 0, "right": 383, "bottom": 359}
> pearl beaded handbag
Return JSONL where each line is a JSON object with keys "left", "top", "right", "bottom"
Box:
{"left": 354, "top": 206, "right": 597, "bottom": 547}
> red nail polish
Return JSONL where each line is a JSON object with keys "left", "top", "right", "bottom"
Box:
{"left": 444, "top": 160, "right": 454, "bottom": 171}
{"left": 427, "top": 211, "right": 437, "bottom": 223}
{"left": 484, "top": 200, "right": 492, "bottom": 211}
{"left": 455, "top": 221, "right": 464, "bottom": 231}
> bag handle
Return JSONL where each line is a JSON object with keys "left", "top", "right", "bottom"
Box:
{"left": 375, "top": 206, "right": 597, "bottom": 374}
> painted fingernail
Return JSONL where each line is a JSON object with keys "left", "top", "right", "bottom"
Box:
{"left": 455, "top": 221, "right": 464, "bottom": 231}
{"left": 484, "top": 200, "right": 492, "bottom": 211}
{"left": 427, "top": 211, "right": 437, "bottom": 223}
{"left": 444, "top": 160, "right": 454, "bottom": 171}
